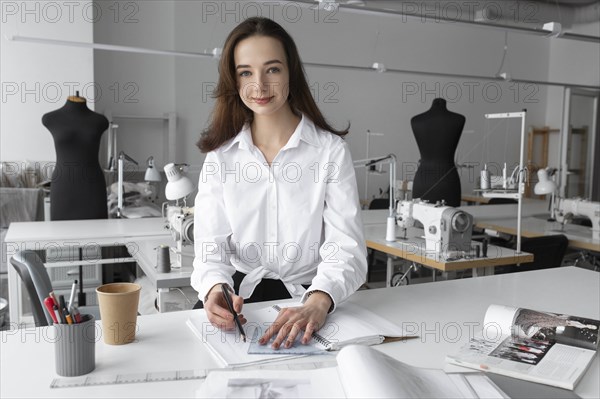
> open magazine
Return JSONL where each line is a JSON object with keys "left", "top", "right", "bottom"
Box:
{"left": 447, "top": 304, "right": 599, "bottom": 390}
{"left": 198, "top": 345, "right": 508, "bottom": 398}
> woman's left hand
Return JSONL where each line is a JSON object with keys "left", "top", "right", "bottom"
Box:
{"left": 259, "top": 291, "right": 332, "bottom": 349}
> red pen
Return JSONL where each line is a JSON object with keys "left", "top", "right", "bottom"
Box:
{"left": 70, "top": 306, "right": 82, "bottom": 324}
{"left": 48, "top": 291, "right": 58, "bottom": 307}
{"left": 43, "top": 297, "right": 59, "bottom": 324}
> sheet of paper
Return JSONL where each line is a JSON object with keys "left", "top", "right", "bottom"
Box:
{"left": 196, "top": 367, "right": 345, "bottom": 399}
{"left": 187, "top": 311, "right": 306, "bottom": 367}
{"left": 337, "top": 345, "right": 475, "bottom": 398}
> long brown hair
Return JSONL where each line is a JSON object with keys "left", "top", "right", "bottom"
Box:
{"left": 197, "top": 17, "right": 349, "bottom": 153}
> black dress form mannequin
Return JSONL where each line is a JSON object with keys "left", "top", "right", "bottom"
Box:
{"left": 411, "top": 98, "right": 465, "bottom": 207}
{"left": 43, "top": 95, "right": 109, "bottom": 220}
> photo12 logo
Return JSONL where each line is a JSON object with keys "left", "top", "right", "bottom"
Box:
{"left": 200, "top": 81, "right": 340, "bottom": 104}
{"left": 200, "top": 1, "right": 340, "bottom": 24}
{"left": 1, "top": 81, "right": 140, "bottom": 104}
{"left": 396, "top": 1, "right": 540, "bottom": 24}
{"left": 1, "top": 1, "right": 140, "bottom": 24}
{"left": 401, "top": 81, "right": 540, "bottom": 104}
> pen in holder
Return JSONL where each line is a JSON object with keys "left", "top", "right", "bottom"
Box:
{"left": 156, "top": 244, "right": 171, "bottom": 273}
{"left": 54, "top": 314, "right": 96, "bottom": 376}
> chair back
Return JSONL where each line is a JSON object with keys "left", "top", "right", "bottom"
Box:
{"left": 369, "top": 198, "right": 390, "bottom": 210}
{"left": 487, "top": 198, "right": 517, "bottom": 205}
{"left": 10, "top": 250, "right": 53, "bottom": 326}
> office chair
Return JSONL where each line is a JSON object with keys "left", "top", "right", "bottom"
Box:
{"left": 368, "top": 198, "right": 389, "bottom": 210}
{"left": 10, "top": 250, "right": 100, "bottom": 327}
{"left": 495, "top": 234, "right": 569, "bottom": 274}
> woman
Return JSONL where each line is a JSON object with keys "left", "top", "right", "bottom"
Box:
{"left": 191, "top": 17, "right": 367, "bottom": 350}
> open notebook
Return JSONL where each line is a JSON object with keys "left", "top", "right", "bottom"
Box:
{"left": 187, "top": 301, "right": 411, "bottom": 367}
{"left": 197, "top": 345, "right": 508, "bottom": 398}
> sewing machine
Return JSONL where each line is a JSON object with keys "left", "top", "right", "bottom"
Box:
{"left": 554, "top": 198, "right": 600, "bottom": 240}
{"left": 396, "top": 200, "right": 474, "bottom": 257}
{"left": 163, "top": 204, "right": 194, "bottom": 267}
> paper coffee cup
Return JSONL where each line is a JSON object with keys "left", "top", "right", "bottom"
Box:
{"left": 96, "top": 283, "right": 141, "bottom": 345}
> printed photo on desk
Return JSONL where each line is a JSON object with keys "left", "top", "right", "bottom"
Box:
{"left": 446, "top": 304, "right": 600, "bottom": 390}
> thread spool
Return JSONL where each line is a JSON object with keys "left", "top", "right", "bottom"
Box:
{"left": 480, "top": 169, "right": 490, "bottom": 190}
{"left": 156, "top": 245, "right": 171, "bottom": 273}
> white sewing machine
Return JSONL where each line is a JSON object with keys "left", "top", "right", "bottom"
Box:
{"left": 396, "top": 200, "right": 474, "bottom": 258}
{"left": 553, "top": 198, "right": 600, "bottom": 240}
{"left": 163, "top": 204, "right": 195, "bottom": 268}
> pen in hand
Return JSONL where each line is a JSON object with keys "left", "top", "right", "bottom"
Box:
{"left": 221, "top": 283, "right": 246, "bottom": 342}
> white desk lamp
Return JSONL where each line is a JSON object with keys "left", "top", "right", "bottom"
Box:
{"left": 163, "top": 163, "right": 195, "bottom": 268}
{"left": 165, "top": 163, "right": 194, "bottom": 202}
{"left": 144, "top": 156, "right": 162, "bottom": 182}
{"left": 143, "top": 156, "right": 162, "bottom": 202}
{"left": 534, "top": 167, "right": 557, "bottom": 220}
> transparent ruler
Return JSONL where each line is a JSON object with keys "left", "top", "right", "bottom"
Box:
{"left": 50, "top": 369, "right": 207, "bottom": 389}
{"left": 50, "top": 360, "right": 337, "bottom": 389}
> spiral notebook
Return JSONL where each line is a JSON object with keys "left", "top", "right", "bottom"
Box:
{"left": 253, "top": 302, "right": 412, "bottom": 352}
{"left": 187, "top": 301, "right": 411, "bottom": 367}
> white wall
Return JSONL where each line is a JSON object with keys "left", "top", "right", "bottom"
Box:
{"left": 171, "top": 1, "right": 552, "bottom": 199}
{"left": 545, "top": 19, "right": 600, "bottom": 195}
{"left": 547, "top": 21, "right": 600, "bottom": 89}
{"left": 93, "top": 0, "right": 176, "bottom": 171}
{"left": 6, "top": 1, "right": 597, "bottom": 202}
{"left": 1, "top": 0, "right": 95, "bottom": 165}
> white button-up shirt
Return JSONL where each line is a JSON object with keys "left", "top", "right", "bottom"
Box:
{"left": 191, "top": 114, "right": 367, "bottom": 311}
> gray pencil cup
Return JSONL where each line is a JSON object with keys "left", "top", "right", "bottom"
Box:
{"left": 54, "top": 314, "right": 96, "bottom": 376}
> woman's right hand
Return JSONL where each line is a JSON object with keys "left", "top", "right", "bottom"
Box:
{"left": 204, "top": 284, "right": 246, "bottom": 330}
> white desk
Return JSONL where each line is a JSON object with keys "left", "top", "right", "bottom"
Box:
{"left": 364, "top": 201, "right": 599, "bottom": 252}
{"left": 364, "top": 224, "right": 533, "bottom": 285}
{"left": 1, "top": 267, "right": 598, "bottom": 398}
{"left": 362, "top": 209, "right": 534, "bottom": 285}
{"left": 4, "top": 218, "right": 170, "bottom": 324}
{"left": 362, "top": 201, "right": 548, "bottom": 227}
{"left": 459, "top": 200, "right": 549, "bottom": 220}
{"left": 477, "top": 216, "right": 600, "bottom": 252}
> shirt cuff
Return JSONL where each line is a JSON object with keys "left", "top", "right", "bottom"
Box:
{"left": 195, "top": 273, "right": 234, "bottom": 304}
{"left": 301, "top": 287, "right": 338, "bottom": 313}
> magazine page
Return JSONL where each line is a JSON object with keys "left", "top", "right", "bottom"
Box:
{"left": 483, "top": 305, "right": 520, "bottom": 337}
{"left": 484, "top": 304, "right": 600, "bottom": 351}
{"left": 508, "top": 306, "right": 600, "bottom": 350}
{"left": 447, "top": 332, "right": 596, "bottom": 390}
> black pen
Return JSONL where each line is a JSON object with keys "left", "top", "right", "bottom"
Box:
{"left": 221, "top": 283, "right": 246, "bottom": 342}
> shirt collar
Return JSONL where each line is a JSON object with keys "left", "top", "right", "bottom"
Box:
{"left": 221, "top": 113, "right": 321, "bottom": 153}
{"left": 282, "top": 113, "right": 321, "bottom": 150}
{"left": 221, "top": 124, "right": 253, "bottom": 153}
